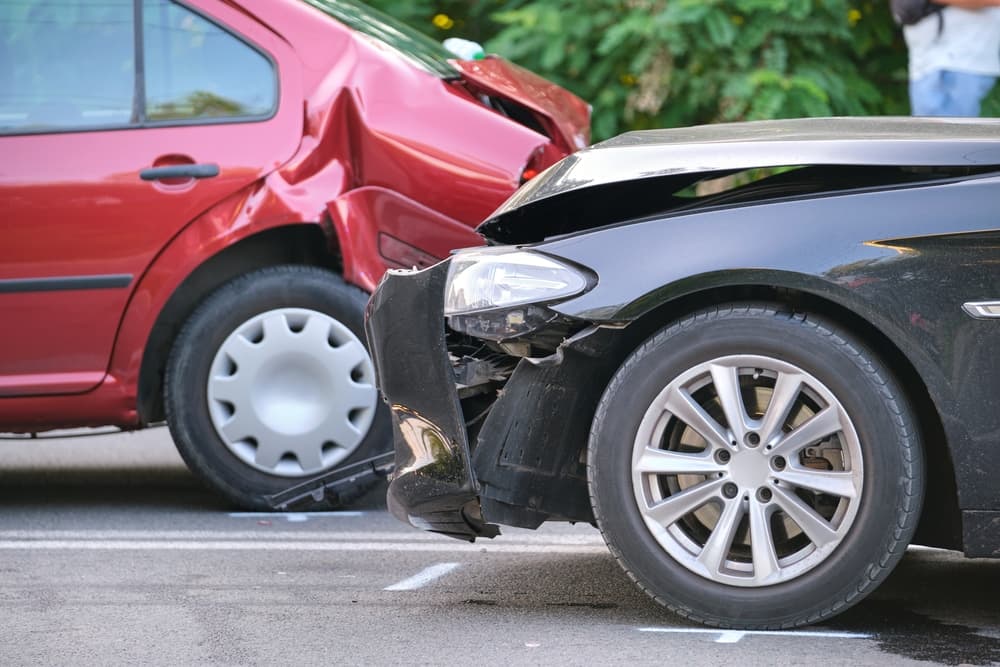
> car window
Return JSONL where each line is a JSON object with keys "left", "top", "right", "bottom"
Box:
{"left": 0, "top": 0, "right": 136, "bottom": 133}
{"left": 143, "top": 0, "right": 276, "bottom": 121}
{"left": 301, "top": 0, "right": 458, "bottom": 79}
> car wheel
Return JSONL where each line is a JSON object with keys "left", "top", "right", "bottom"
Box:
{"left": 588, "top": 304, "right": 924, "bottom": 628}
{"left": 164, "top": 265, "right": 389, "bottom": 510}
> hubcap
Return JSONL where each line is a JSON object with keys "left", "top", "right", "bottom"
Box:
{"left": 207, "top": 308, "right": 377, "bottom": 477}
{"left": 631, "top": 355, "right": 863, "bottom": 587}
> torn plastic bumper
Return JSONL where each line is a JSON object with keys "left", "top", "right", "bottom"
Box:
{"left": 365, "top": 260, "right": 499, "bottom": 541}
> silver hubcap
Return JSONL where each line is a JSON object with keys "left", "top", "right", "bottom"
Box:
{"left": 631, "top": 355, "right": 863, "bottom": 587}
{"left": 207, "top": 308, "right": 377, "bottom": 477}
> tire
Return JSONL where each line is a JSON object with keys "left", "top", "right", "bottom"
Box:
{"left": 164, "top": 265, "right": 390, "bottom": 510}
{"left": 588, "top": 303, "right": 924, "bottom": 629}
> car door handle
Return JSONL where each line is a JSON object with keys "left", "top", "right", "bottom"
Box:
{"left": 139, "top": 163, "right": 220, "bottom": 181}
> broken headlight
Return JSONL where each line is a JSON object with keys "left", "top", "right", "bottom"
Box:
{"left": 444, "top": 248, "right": 592, "bottom": 341}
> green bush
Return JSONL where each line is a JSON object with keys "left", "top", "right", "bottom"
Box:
{"left": 368, "top": 1, "right": 992, "bottom": 141}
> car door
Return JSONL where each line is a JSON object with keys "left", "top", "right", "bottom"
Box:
{"left": 0, "top": 0, "right": 302, "bottom": 396}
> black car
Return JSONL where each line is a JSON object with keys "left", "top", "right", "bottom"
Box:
{"left": 365, "top": 117, "right": 1000, "bottom": 629}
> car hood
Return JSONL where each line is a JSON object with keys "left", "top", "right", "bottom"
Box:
{"left": 452, "top": 56, "right": 590, "bottom": 153}
{"left": 478, "top": 116, "right": 1000, "bottom": 240}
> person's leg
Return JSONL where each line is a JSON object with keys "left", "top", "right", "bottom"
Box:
{"left": 939, "top": 70, "right": 997, "bottom": 116}
{"left": 910, "top": 70, "right": 949, "bottom": 115}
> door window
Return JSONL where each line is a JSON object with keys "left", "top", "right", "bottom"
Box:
{"left": 143, "top": 0, "right": 276, "bottom": 121}
{"left": 0, "top": 0, "right": 135, "bottom": 133}
{"left": 0, "top": 0, "right": 276, "bottom": 135}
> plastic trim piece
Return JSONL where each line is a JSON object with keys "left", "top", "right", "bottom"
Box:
{"left": 962, "top": 301, "right": 1000, "bottom": 319}
{"left": 0, "top": 275, "right": 133, "bottom": 293}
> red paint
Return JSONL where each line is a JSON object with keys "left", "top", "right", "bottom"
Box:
{"left": 0, "top": 0, "right": 588, "bottom": 431}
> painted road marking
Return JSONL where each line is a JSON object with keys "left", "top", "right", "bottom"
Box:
{"left": 0, "top": 526, "right": 607, "bottom": 553}
{"left": 0, "top": 529, "right": 606, "bottom": 545}
{"left": 384, "top": 563, "right": 461, "bottom": 590}
{"left": 638, "top": 627, "right": 872, "bottom": 644}
{"left": 0, "top": 538, "right": 606, "bottom": 554}
{"left": 228, "top": 511, "right": 365, "bottom": 522}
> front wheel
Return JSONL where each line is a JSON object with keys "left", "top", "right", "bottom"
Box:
{"left": 165, "top": 265, "right": 390, "bottom": 510}
{"left": 588, "top": 304, "right": 924, "bottom": 628}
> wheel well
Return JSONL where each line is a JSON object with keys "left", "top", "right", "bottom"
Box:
{"left": 136, "top": 223, "right": 342, "bottom": 424}
{"left": 598, "top": 285, "right": 962, "bottom": 550}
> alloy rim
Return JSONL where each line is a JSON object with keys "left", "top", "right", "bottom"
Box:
{"left": 630, "top": 355, "right": 863, "bottom": 587}
{"left": 207, "top": 308, "right": 377, "bottom": 477}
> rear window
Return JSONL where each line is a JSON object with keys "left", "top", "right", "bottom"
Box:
{"left": 301, "top": 0, "right": 457, "bottom": 78}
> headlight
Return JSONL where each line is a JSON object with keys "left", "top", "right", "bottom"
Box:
{"left": 444, "top": 248, "right": 592, "bottom": 341}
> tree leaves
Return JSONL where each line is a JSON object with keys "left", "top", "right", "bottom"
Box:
{"left": 367, "top": 0, "right": 910, "bottom": 140}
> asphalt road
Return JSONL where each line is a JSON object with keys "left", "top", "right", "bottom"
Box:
{"left": 0, "top": 429, "right": 997, "bottom": 666}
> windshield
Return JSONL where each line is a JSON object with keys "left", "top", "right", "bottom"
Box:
{"left": 301, "top": 0, "right": 458, "bottom": 78}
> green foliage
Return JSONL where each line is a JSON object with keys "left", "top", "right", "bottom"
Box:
{"left": 366, "top": 0, "right": 923, "bottom": 141}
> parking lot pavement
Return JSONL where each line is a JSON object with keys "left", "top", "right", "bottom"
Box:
{"left": 0, "top": 431, "right": 997, "bottom": 666}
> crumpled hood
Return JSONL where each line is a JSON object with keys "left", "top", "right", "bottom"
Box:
{"left": 453, "top": 56, "right": 590, "bottom": 153}
{"left": 477, "top": 116, "right": 1000, "bottom": 240}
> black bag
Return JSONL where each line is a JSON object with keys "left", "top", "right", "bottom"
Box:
{"left": 891, "top": 0, "right": 944, "bottom": 26}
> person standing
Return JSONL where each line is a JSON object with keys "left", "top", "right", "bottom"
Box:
{"left": 904, "top": 0, "right": 1000, "bottom": 116}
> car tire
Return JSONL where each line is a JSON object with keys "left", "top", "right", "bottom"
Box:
{"left": 588, "top": 303, "right": 924, "bottom": 628}
{"left": 164, "top": 265, "right": 390, "bottom": 511}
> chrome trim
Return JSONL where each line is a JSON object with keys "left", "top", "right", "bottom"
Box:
{"left": 962, "top": 301, "right": 1000, "bottom": 319}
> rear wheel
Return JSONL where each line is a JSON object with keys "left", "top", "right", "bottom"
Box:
{"left": 165, "top": 265, "right": 389, "bottom": 510}
{"left": 588, "top": 304, "right": 923, "bottom": 628}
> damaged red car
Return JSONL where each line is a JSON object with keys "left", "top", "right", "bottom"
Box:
{"left": 0, "top": 0, "right": 589, "bottom": 508}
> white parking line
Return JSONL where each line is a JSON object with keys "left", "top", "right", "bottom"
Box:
{"left": 0, "top": 529, "right": 606, "bottom": 544}
{"left": 384, "top": 563, "right": 461, "bottom": 590}
{"left": 228, "top": 511, "right": 365, "bottom": 522}
{"left": 0, "top": 523, "right": 608, "bottom": 553}
{"left": 638, "top": 627, "right": 872, "bottom": 644}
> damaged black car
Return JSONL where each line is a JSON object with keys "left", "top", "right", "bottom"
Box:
{"left": 365, "top": 117, "right": 1000, "bottom": 629}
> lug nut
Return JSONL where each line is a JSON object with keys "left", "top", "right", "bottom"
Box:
{"left": 772, "top": 456, "right": 787, "bottom": 471}
{"left": 722, "top": 483, "right": 739, "bottom": 499}
{"left": 715, "top": 449, "right": 732, "bottom": 464}
{"left": 745, "top": 432, "right": 761, "bottom": 447}
{"left": 757, "top": 487, "right": 773, "bottom": 503}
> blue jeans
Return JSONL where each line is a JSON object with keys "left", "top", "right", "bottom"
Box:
{"left": 910, "top": 70, "right": 997, "bottom": 116}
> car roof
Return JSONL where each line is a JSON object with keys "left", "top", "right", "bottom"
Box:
{"left": 484, "top": 117, "right": 1000, "bottom": 229}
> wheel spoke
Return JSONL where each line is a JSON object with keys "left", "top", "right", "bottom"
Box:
{"left": 330, "top": 339, "right": 371, "bottom": 375}
{"left": 300, "top": 314, "right": 332, "bottom": 347}
{"left": 644, "top": 478, "right": 726, "bottom": 528}
{"left": 696, "top": 497, "right": 744, "bottom": 576}
{"left": 261, "top": 311, "right": 291, "bottom": 343}
{"left": 749, "top": 500, "right": 780, "bottom": 584}
{"left": 773, "top": 467, "right": 858, "bottom": 499}
{"left": 219, "top": 409, "right": 256, "bottom": 443}
{"left": 321, "top": 409, "right": 364, "bottom": 449}
{"left": 635, "top": 447, "right": 725, "bottom": 476}
{"left": 768, "top": 405, "right": 843, "bottom": 458}
{"left": 339, "top": 380, "right": 378, "bottom": 409}
{"left": 772, "top": 485, "right": 839, "bottom": 549}
{"left": 208, "top": 374, "right": 250, "bottom": 406}
{"left": 710, "top": 363, "right": 750, "bottom": 441}
{"left": 758, "top": 371, "right": 802, "bottom": 446}
{"left": 663, "top": 386, "right": 731, "bottom": 451}
{"left": 222, "top": 335, "right": 259, "bottom": 368}
{"left": 253, "top": 438, "right": 287, "bottom": 470}
{"left": 292, "top": 442, "right": 324, "bottom": 473}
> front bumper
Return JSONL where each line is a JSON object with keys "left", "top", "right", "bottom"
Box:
{"left": 365, "top": 260, "right": 498, "bottom": 541}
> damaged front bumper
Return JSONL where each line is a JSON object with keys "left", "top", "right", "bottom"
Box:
{"left": 365, "top": 260, "right": 498, "bottom": 540}
{"left": 367, "top": 257, "right": 622, "bottom": 542}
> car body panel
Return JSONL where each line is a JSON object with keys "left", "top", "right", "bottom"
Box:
{"left": 0, "top": 0, "right": 588, "bottom": 429}
{"left": 481, "top": 117, "right": 1000, "bottom": 238}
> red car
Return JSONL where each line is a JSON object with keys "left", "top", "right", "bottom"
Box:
{"left": 0, "top": 0, "right": 589, "bottom": 508}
